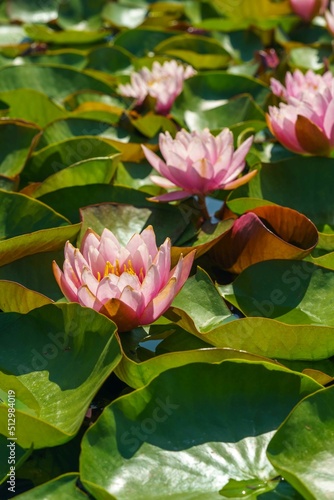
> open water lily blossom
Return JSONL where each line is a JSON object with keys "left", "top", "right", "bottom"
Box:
{"left": 53, "top": 226, "right": 195, "bottom": 332}
{"left": 142, "top": 128, "right": 255, "bottom": 203}
{"left": 118, "top": 60, "right": 196, "bottom": 115}
{"left": 267, "top": 84, "right": 334, "bottom": 155}
{"left": 289, "top": 0, "right": 328, "bottom": 21}
{"left": 270, "top": 69, "right": 334, "bottom": 102}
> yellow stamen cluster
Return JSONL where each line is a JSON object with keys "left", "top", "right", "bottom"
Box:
{"left": 97, "top": 259, "right": 137, "bottom": 281}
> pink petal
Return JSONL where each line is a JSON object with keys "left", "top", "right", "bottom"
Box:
{"left": 52, "top": 261, "right": 78, "bottom": 302}
{"left": 140, "top": 264, "right": 161, "bottom": 307}
{"left": 85, "top": 246, "right": 106, "bottom": 278}
{"left": 138, "top": 277, "right": 178, "bottom": 325}
{"left": 222, "top": 169, "right": 258, "bottom": 190}
{"left": 139, "top": 225, "right": 158, "bottom": 258}
{"left": 99, "top": 229, "right": 130, "bottom": 268}
{"left": 126, "top": 233, "right": 150, "bottom": 274}
{"left": 140, "top": 240, "right": 171, "bottom": 306}
{"left": 270, "top": 77, "right": 286, "bottom": 99}
{"left": 77, "top": 285, "right": 103, "bottom": 311}
{"left": 290, "top": 0, "right": 317, "bottom": 21}
{"left": 323, "top": 96, "right": 334, "bottom": 145}
{"left": 170, "top": 249, "right": 196, "bottom": 295}
{"left": 73, "top": 248, "right": 90, "bottom": 281}
{"left": 221, "top": 135, "right": 253, "bottom": 185}
{"left": 267, "top": 109, "right": 304, "bottom": 153}
{"left": 142, "top": 145, "right": 172, "bottom": 181}
{"left": 81, "top": 267, "right": 99, "bottom": 295}
{"left": 148, "top": 190, "right": 192, "bottom": 202}
{"left": 139, "top": 249, "right": 195, "bottom": 325}
{"left": 62, "top": 258, "right": 81, "bottom": 289}
{"left": 80, "top": 229, "right": 100, "bottom": 259}
{"left": 150, "top": 175, "right": 178, "bottom": 190}
{"left": 117, "top": 272, "right": 141, "bottom": 292}
{"left": 64, "top": 242, "right": 85, "bottom": 278}
{"left": 153, "top": 237, "right": 171, "bottom": 285}
{"left": 119, "top": 285, "right": 144, "bottom": 315}
{"left": 161, "top": 163, "right": 201, "bottom": 191}
{"left": 95, "top": 277, "right": 121, "bottom": 303}
{"left": 211, "top": 142, "right": 234, "bottom": 180}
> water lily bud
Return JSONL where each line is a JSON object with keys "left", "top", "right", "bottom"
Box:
{"left": 289, "top": 0, "right": 328, "bottom": 22}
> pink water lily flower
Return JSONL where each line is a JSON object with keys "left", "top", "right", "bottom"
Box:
{"left": 270, "top": 69, "right": 334, "bottom": 102}
{"left": 118, "top": 60, "right": 196, "bottom": 115}
{"left": 53, "top": 226, "right": 195, "bottom": 332}
{"left": 289, "top": 0, "right": 328, "bottom": 21}
{"left": 142, "top": 128, "right": 255, "bottom": 203}
{"left": 267, "top": 84, "right": 334, "bottom": 155}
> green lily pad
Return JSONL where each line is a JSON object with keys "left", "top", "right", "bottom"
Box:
{"left": 80, "top": 359, "right": 320, "bottom": 499}
{"left": 168, "top": 267, "right": 235, "bottom": 332}
{"left": 17, "top": 50, "right": 88, "bottom": 70}
{"left": 220, "top": 260, "right": 334, "bottom": 326}
{"left": 0, "top": 281, "right": 52, "bottom": 313}
{"left": 86, "top": 46, "right": 133, "bottom": 74}
{"left": 0, "top": 250, "right": 69, "bottom": 301}
{"left": 0, "top": 65, "right": 113, "bottom": 104}
{"left": 172, "top": 218, "right": 234, "bottom": 265}
{"left": 114, "top": 161, "right": 153, "bottom": 191}
{"left": 32, "top": 156, "right": 120, "bottom": 199}
{"left": 57, "top": 0, "right": 106, "bottom": 30}
{"left": 226, "top": 157, "right": 334, "bottom": 234}
{"left": 289, "top": 46, "right": 328, "bottom": 72}
{"left": 116, "top": 324, "right": 285, "bottom": 388}
{"left": 155, "top": 34, "right": 231, "bottom": 70}
{"left": 0, "top": 433, "right": 32, "bottom": 486}
{"left": 37, "top": 117, "right": 119, "bottom": 147}
{"left": 79, "top": 202, "right": 192, "bottom": 248}
{"left": 0, "top": 120, "right": 41, "bottom": 177}
{"left": 0, "top": 174, "right": 17, "bottom": 191}
{"left": 168, "top": 267, "right": 334, "bottom": 360}
{"left": 267, "top": 385, "right": 334, "bottom": 500}
{"left": 176, "top": 93, "right": 266, "bottom": 132}
{"left": 0, "top": 303, "right": 121, "bottom": 449}
{"left": 102, "top": 2, "right": 148, "bottom": 29}
{"left": 7, "top": 0, "right": 58, "bottom": 23}
{"left": 0, "top": 25, "right": 27, "bottom": 46}
{"left": 0, "top": 223, "right": 81, "bottom": 267}
{"left": 307, "top": 251, "right": 334, "bottom": 270}
{"left": 172, "top": 71, "right": 270, "bottom": 128}
{"left": 25, "top": 25, "right": 108, "bottom": 46}
{"left": 13, "top": 474, "right": 86, "bottom": 499}
{"left": 130, "top": 112, "right": 177, "bottom": 138}
{"left": 63, "top": 90, "right": 125, "bottom": 112}
{"left": 38, "top": 185, "right": 159, "bottom": 223}
{"left": 22, "top": 137, "right": 120, "bottom": 183}
{"left": 0, "top": 90, "right": 68, "bottom": 127}
{"left": 113, "top": 28, "right": 176, "bottom": 57}
{"left": 0, "top": 190, "right": 70, "bottom": 239}
{"left": 205, "top": 0, "right": 291, "bottom": 20}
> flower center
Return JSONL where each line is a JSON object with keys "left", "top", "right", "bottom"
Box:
{"left": 97, "top": 259, "right": 137, "bottom": 281}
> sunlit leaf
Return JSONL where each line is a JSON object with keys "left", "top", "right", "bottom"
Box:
{"left": 267, "top": 385, "right": 334, "bottom": 499}
{"left": 0, "top": 120, "right": 41, "bottom": 177}
{"left": 80, "top": 359, "right": 320, "bottom": 499}
{"left": 0, "top": 303, "right": 121, "bottom": 449}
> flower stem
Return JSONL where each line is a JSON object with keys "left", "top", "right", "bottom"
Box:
{"left": 197, "top": 195, "right": 210, "bottom": 221}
